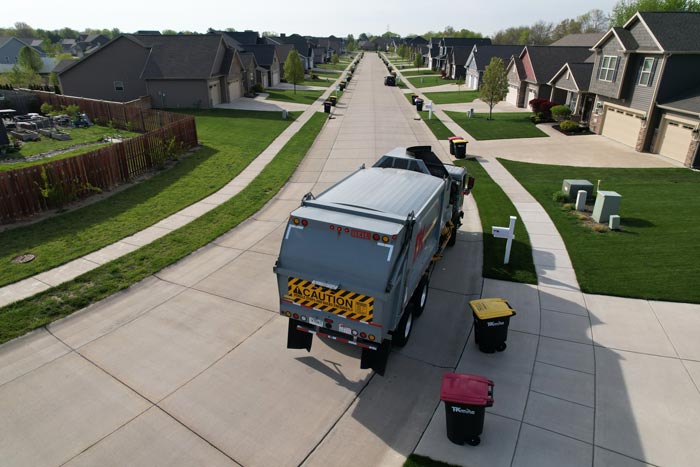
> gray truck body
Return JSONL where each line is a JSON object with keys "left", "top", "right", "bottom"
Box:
{"left": 274, "top": 146, "right": 470, "bottom": 374}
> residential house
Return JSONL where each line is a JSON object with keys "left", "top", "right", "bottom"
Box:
{"left": 240, "top": 44, "right": 281, "bottom": 88}
{"left": 464, "top": 44, "right": 522, "bottom": 89}
{"left": 505, "top": 46, "right": 592, "bottom": 108}
{"left": 265, "top": 34, "right": 313, "bottom": 69}
{"left": 59, "top": 34, "right": 245, "bottom": 108}
{"left": 550, "top": 32, "right": 606, "bottom": 47}
{"left": 312, "top": 47, "right": 327, "bottom": 65}
{"left": 547, "top": 62, "right": 595, "bottom": 122}
{"left": 60, "top": 38, "right": 77, "bottom": 54}
{"left": 445, "top": 46, "right": 473, "bottom": 80}
{"left": 426, "top": 39, "right": 440, "bottom": 69}
{"left": 224, "top": 30, "right": 261, "bottom": 45}
{"left": 239, "top": 52, "right": 263, "bottom": 95}
{"left": 437, "top": 38, "right": 492, "bottom": 74}
{"left": 274, "top": 44, "right": 294, "bottom": 80}
{"left": 0, "top": 36, "right": 46, "bottom": 64}
{"left": 587, "top": 11, "right": 700, "bottom": 167}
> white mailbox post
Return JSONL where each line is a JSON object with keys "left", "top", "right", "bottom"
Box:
{"left": 492, "top": 216, "right": 517, "bottom": 264}
{"left": 426, "top": 100, "right": 433, "bottom": 120}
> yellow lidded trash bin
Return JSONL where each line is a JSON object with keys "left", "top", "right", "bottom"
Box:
{"left": 469, "top": 298, "right": 516, "bottom": 353}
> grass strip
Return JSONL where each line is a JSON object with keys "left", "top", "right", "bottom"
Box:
{"left": 501, "top": 159, "right": 700, "bottom": 302}
{"left": 418, "top": 111, "right": 453, "bottom": 140}
{"left": 423, "top": 90, "right": 480, "bottom": 105}
{"left": 446, "top": 112, "right": 547, "bottom": 140}
{"left": 265, "top": 89, "right": 324, "bottom": 105}
{"left": 0, "top": 110, "right": 298, "bottom": 287}
{"left": 407, "top": 76, "right": 457, "bottom": 89}
{"left": 400, "top": 70, "right": 441, "bottom": 77}
{"left": 456, "top": 159, "right": 537, "bottom": 284}
{"left": 0, "top": 112, "right": 328, "bottom": 344}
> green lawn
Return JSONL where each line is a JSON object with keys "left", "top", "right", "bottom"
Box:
{"left": 315, "top": 63, "right": 345, "bottom": 71}
{"left": 401, "top": 69, "right": 440, "bottom": 77}
{"left": 501, "top": 160, "right": 700, "bottom": 302}
{"left": 1, "top": 125, "right": 140, "bottom": 171}
{"left": 313, "top": 70, "right": 341, "bottom": 78}
{"left": 290, "top": 78, "right": 334, "bottom": 88}
{"left": 0, "top": 112, "right": 328, "bottom": 344}
{"left": 407, "top": 76, "right": 457, "bottom": 88}
{"left": 458, "top": 159, "right": 537, "bottom": 284}
{"left": 423, "top": 90, "right": 480, "bottom": 105}
{"left": 446, "top": 112, "right": 548, "bottom": 140}
{"left": 265, "top": 89, "right": 324, "bottom": 105}
{"left": 418, "top": 112, "right": 453, "bottom": 140}
{"left": 0, "top": 109, "right": 298, "bottom": 288}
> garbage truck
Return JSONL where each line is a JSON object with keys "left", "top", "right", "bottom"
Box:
{"left": 273, "top": 146, "right": 474, "bottom": 374}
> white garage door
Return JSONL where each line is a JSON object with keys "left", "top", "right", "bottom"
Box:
{"left": 658, "top": 117, "right": 694, "bottom": 164}
{"left": 209, "top": 82, "right": 221, "bottom": 106}
{"left": 271, "top": 70, "right": 280, "bottom": 87}
{"left": 228, "top": 79, "right": 242, "bottom": 101}
{"left": 506, "top": 85, "right": 519, "bottom": 106}
{"left": 602, "top": 107, "right": 643, "bottom": 148}
{"left": 526, "top": 89, "right": 536, "bottom": 108}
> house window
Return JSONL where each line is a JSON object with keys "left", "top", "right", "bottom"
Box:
{"left": 599, "top": 55, "right": 617, "bottom": 82}
{"left": 638, "top": 58, "right": 654, "bottom": 86}
{"left": 114, "top": 81, "right": 124, "bottom": 92}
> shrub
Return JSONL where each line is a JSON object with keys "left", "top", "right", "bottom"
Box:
{"left": 40, "top": 102, "right": 53, "bottom": 115}
{"left": 552, "top": 191, "right": 569, "bottom": 203}
{"left": 551, "top": 105, "right": 572, "bottom": 121}
{"left": 529, "top": 98, "right": 558, "bottom": 118}
{"left": 592, "top": 224, "right": 609, "bottom": 233}
{"left": 252, "top": 83, "right": 263, "bottom": 93}
{"left": 560, "top": 120, "right": 579, "bottom": 132}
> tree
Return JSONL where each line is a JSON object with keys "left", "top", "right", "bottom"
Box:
{"left": 413, "top": 52, "right": 423, "bottom": 70}
{"left": 480, "top": 57, "right": 508, "bottom": 120}
{"left": 18, "top": 46, "right": 43, "bottom": 73}
{"left": 579, "top": 9, "right": 609, "bottom": 32}
{"left": 14, "top": 22, "right": 34, "bottom": 37}
{"left": 358, "top": 33, "right": 369, "bottom": 41}
{"left": 331, "top": 53, "right": 339, "bottom": 64}
{"left": 284, "top": 49, "right": 304, "bottom": 94}
{"left": 610, "top": 0, "right": 700, "bottom": 26}
{"left": 8, "top": 64, "right": 42, "bottom": 87}
{"left": 456, "top": 78, "right": 465, "bottom": 93}
{"left": 162, "top": 29, "right": 177, "bottom": 35}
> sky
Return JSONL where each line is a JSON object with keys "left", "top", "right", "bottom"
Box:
{"left": 4, "top": 0, "right": 618, "bottom": 37}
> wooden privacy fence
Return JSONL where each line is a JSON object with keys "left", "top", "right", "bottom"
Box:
{"left": 0, "top": 101, "right": 197, "bottom": 223}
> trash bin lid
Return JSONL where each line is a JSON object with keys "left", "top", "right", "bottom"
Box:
{"left": 440, "top": 372, "right": 494, "bottom": 406}
{"left": 469, "top": 298, "right": 516, "bottom": 320}
{"left": 452, "top": 139, "right": 467, "bottom": 144}
{"left": 448, "top": 136, "right": 463, "bottom": 141}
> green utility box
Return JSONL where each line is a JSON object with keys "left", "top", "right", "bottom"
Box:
{"left": 592, "top": 190, "right": 622, "bottom": 223}
{"left": 562, "top": 179, "right": 593, "bottom": 201}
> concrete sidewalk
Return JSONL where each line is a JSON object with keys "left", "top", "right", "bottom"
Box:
{"left": 0, "top": 71, "right": 349, "bottom": 309}
{"left": 393, "top": 54, "right": 700, "bottom": 467}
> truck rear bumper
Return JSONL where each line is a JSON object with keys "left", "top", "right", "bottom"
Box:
{"left": 290, "top": 320, "right": 379, "bottom": 351}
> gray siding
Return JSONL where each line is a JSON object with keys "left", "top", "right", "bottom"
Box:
{"left": 626, "top": 54, "right": 659, "bottom": 112}
{"left": 147, "top": 79, "right": 208, "bottom": 109}
{"left": 629, "top": 22, "right": 660, "bottom": 50}
{"left": 552, "top": 69, "right": 578, "bottom": 92}
{"left": 589, "top": 40, "right": 627, "bottom": 98}
{"left": 0, "top": 38, "right": 27, "bottom": 64}
{"left": 657, "top": 55, "right": 700, "bottom": 102}
{"left": 59, "top": 37, "right": 149, "bottom": 102}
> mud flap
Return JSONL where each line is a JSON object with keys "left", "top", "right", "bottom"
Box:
{"left": 287, "top": 320, "right": 313, "bottom": 352}
{"left": 360, "top": 339, "right": 391, "bottom": 376}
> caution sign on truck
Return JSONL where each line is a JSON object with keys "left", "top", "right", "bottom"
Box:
{"left": 287, "top": 278, "right": 374, "bottom": 321}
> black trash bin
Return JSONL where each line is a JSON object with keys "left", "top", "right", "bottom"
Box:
{"left": 415, "top": 98, "right": 424, "bottom": 111}
{"left": 440, "top": 372, "right": 494, "bottom": 446}
{"left": 411, "top": 94, "right": 418, "bottom": 105}
{"left": 448, "top": 136, "right": 463, "bottom": 155}
{"left": 384, "top": 76, "right": 395, "bottom": 86}
{"left": 329, "top": 95, "right": 337, "bottom": 106}
{"left": 469, "top": 298, "right": 516, "bottom": 353}
{"left": 323, "top": 101, "right": 332, "bottom": 113}
{"left": 340, "top": 82, "right": 346, "bottom": 91}
{"left": 453, "top": 139, "right": 468, "bottom": 159}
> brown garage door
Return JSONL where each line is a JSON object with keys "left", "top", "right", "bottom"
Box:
{"left": 602, "top": 107, "right": 643, "bottom": 148}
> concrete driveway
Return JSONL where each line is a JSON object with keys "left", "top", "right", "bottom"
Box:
{"left": 216, "top": 95, "right": 311, "bottom": 112}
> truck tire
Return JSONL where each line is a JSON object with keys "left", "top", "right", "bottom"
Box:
{"left": 410, "top": 275, "right": 430, "bottom": 317}
{"left": 447, "top": 222, "right": 458, "bottom": 247}
{"left": 392, "top": 305, "right": 414, "bottom": 347}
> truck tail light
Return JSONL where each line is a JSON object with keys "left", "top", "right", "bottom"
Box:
{"left": 360, "top": 332, "right": 367, "bottom": 338}
{"left": 369, "top": 335, "right": 376, "bottom": 341}
{"left": 324, "top": 318, "right": 333, "bottom": 324}
{"left": 285, "top": 311, "right": 292, "bottom": 317}
{"left": 293, "top": 313, "right": 299, "bottom": 319}
{"left": 381, "top": 235, "right": 389, "bottom": 243}
{"left": 372, "top": 233, "right": 380, "bottom": 241}
{"left": 301, "top": 219, "right": 308, "bottom": 227}
{"left": 330, "top": 225, "right": 335, "bottom": 230}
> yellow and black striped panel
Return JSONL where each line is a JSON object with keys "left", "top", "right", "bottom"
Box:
{"left": 287, "top": 277, "right": 374, "bottom": 322}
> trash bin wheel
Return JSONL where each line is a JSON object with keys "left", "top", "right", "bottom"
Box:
{"left": 479, "top": 344, "right": 496, "bottom": 354}
{"left": 467, "top": 436, "right": 481, "bottom": 446}
{"left": 410, "top": 275, "right": 430, "bottom": 317}
{"left": 392, "top": 305, "right": 415, "bottom": 347}
{"left": 496, "top": 342, "right": 507, "bottom": 352}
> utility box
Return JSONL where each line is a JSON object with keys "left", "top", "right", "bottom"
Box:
{"left": 592, "top": 191, "right": 622, "bottom": 223}
{"left": 562, "top": 179, "right": 593, "bottom": 201}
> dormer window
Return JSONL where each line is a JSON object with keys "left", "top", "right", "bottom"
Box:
{"left": 599, "top": 55, "right": 617, "bottom": 82}
{"left": 638, "top": 58, "right": 654, "bottom": 86}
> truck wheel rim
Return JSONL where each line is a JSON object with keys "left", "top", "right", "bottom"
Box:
{"left": 405, "top": 312, "right": 413, "bottom": 338}
{"left": 420, "top": 284, "right": 428, "bottom": 308}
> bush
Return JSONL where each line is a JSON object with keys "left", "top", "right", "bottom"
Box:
{"left": 551, "top": 105, "right": 572, "bottom": 121}
{"left": 252, "top": 83, "right": 263, "bottom": 93}
{"left": 552, "top": 191, "right": 569, "bottom": 203}
{"left": 560, "top": 120, "right": 579, "bottom": 132}
{"left": 529, "top": 98, "right": 558, "bottom": 118}
{"left": 40, "top": 102, "right": 53, "bottom": 115}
